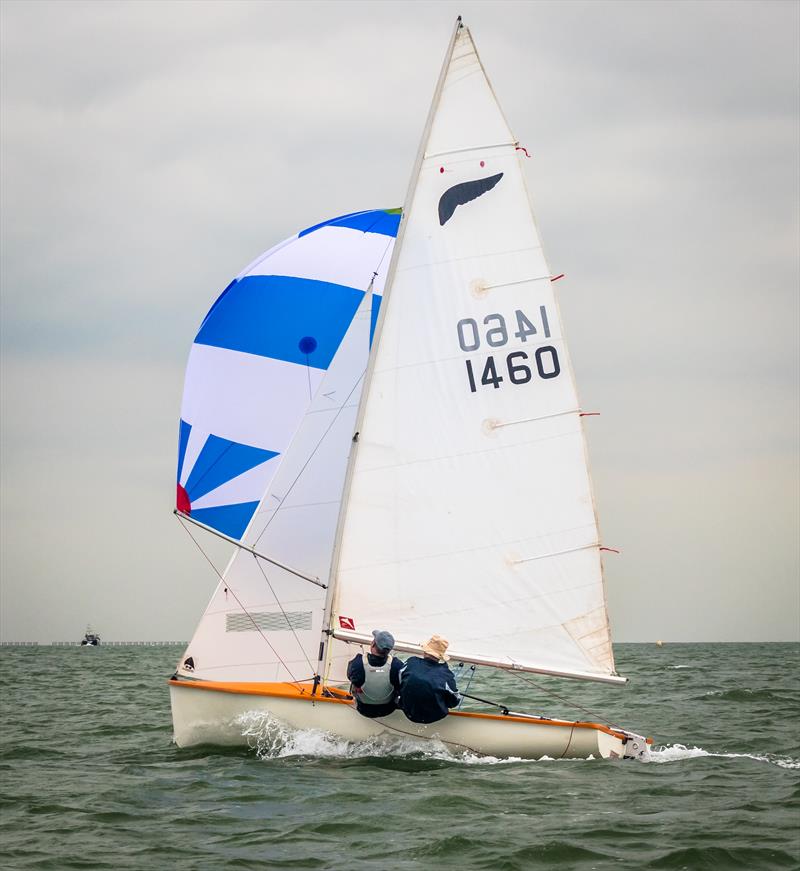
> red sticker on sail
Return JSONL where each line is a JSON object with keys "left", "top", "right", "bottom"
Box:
{"left": 338, "top": 616, "right": 355, "bottom": 630}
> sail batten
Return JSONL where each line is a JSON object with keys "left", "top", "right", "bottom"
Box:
{"left": 425, "top": 142, "right": 517, "bottom": 159}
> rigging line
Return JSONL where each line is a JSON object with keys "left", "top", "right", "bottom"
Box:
{"left": 305, "top": 353, "right": 313, "bottom": 401}
{"left": 374, "top": 235, "right": 395, "bottom": 276}
{"left": 208, "top": 581, "right": 304, "bottom": 689}
{"left": 457, "top": 688, "right": 570, "bottom": 722}
{"left": 252, "top": 366, "right": 367, "bottom": 547}
{"left": 371, "top": 716, "right": 481, "bottom": 754}
{"left": 458, "top": 688, "right": 599, "bottom": 728}
{"left": 176, "top": 514, "right": 228, "bottom": 583}
{"left": 251, "top": 553, "right": 316, "bottom": 675}
{"left": 507, "top": 669, "right": 624, "bottom": 730}
{"left": 558, "top": 725, "right": 577, "bottom": 760}
{"left": 456, "top": 664, "right": 476, "bottom": 709}
{"left": 176, "top": 516, "right": 305, "bottom": 689}
{"left": 459, "top": 692, "right": 510, "bottom": 715}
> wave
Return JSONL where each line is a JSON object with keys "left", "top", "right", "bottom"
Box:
{"left": 700, "top": 688, "right": 782, "bottom": 702}
{"left": 649, "top": 743, "right": 800, "bottom": 769}
{"left": 235, "top": 712, "right": 800, "bottom": 770}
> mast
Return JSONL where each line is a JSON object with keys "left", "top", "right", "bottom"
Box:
{"left": 316, "top": 17, "right": 465, "bottom": 682}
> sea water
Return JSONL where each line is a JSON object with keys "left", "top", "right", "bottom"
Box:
{"left": 0, "top": 643, "right": 797, "bottom": 870}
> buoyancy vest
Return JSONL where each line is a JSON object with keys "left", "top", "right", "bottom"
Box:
{"left": 358, "top": 653, "right": 395, "bottom": 705}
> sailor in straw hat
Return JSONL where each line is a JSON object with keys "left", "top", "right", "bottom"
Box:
{"left": 346, "top": 629, "right": 404, "bottom": 719}
{"left": 398, "top": 635, "right": 461, "bottom": 725}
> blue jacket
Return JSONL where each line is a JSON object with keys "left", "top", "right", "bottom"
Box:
{"left": 399, "top": 656, "right": 461, "bottom": 724}
{"left": 347, "top": 652, "right": 404, "bottom": 718}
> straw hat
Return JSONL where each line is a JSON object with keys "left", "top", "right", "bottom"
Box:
{"left": 421, "top": 635, "right": 450, "bottom": 662}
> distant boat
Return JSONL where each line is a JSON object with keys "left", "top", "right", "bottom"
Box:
{"left": 80, "top": 627, "right": 100, "bottom": 647}
{"left": 169, "top": 17, "right": 650, "bottom": 760}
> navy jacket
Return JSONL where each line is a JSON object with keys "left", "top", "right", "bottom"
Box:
{"left": 347, "top": 652, "right": 404, "bottom": 718}
{"left": 399, "top": 656, "right": 461, "bottom": 724}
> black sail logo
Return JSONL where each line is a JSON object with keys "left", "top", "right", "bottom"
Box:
{"left": 438, "top": 172, "right": 504, "bottom": 226}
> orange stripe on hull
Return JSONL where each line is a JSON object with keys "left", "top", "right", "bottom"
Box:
{"left": 168, "top": 678, "right": 638, "bottom": 742}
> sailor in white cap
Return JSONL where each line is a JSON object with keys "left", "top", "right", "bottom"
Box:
{"left": 346, "top": 629, "right": 404, "bottom": 718}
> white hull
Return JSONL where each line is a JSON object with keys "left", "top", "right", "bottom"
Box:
{"left": 169, "top": 681, "right": 648, "bottom": 760}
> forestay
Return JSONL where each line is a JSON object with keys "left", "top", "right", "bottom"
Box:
{"left": 328, "top": 26, "right": 620, "bottom": 684}
{"left": 177, "top": 211, "right": 398, "bottom": 683}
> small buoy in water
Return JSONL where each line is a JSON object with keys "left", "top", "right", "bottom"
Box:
{"left": 655, "top": 640, "right": 664, "bottom": 648}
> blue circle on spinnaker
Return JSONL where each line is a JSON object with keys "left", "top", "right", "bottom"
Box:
{"left": 298, "top": 336, "right": 318, "bottom": 355}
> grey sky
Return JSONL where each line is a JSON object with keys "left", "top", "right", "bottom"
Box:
{"left": 1, "top": 0, "right": 797, "bottom": 643}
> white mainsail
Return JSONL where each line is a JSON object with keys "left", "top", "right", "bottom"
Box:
{"left": 327, "top": 23, "right": 620, "bottom": 684}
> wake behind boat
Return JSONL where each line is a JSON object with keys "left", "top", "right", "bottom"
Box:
{"left": 169, "top": 18, "right": 650, "bottom": 760}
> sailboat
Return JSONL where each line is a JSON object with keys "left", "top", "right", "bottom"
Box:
{"left": 169, "top": 19, "right": 650, "bottom": 761}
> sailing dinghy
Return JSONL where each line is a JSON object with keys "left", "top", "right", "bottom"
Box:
{"left": 170, "top": 19, "right": 650, "bottom": 760}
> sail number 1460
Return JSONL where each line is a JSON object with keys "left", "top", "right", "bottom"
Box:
{"left": 457, "top": 307, "right": 560, "bottom": 393}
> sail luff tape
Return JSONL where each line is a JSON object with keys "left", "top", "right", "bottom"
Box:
{"left": 174, "top": 510, "right": 325, "bottom": 588}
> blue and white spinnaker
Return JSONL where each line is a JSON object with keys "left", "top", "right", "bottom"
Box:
{"left": 176, "top": 210, "right": 400, "bottom": 541}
